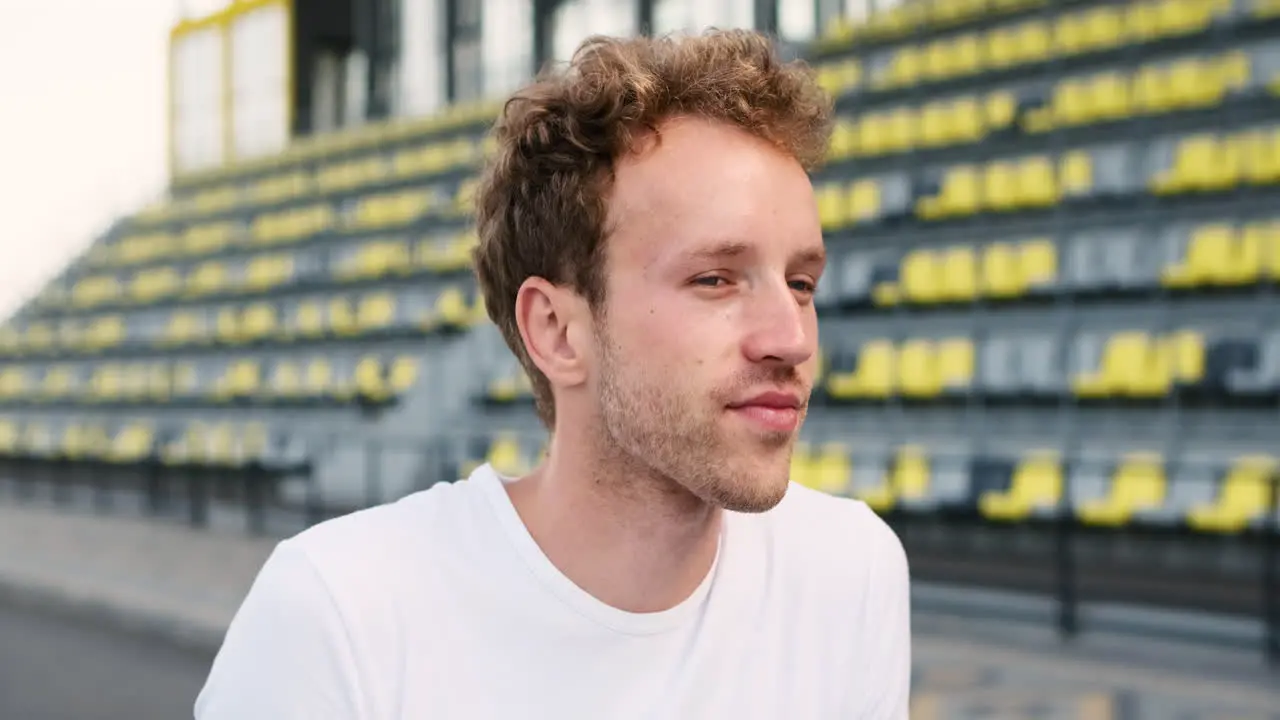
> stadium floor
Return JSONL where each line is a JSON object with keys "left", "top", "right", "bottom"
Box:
{"left": 0, "top": 490, "right": 1278, "bottom": 719}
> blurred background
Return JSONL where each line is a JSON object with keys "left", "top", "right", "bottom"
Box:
{"left": 1, "top": 0, "right": 1279, "bottom": 718}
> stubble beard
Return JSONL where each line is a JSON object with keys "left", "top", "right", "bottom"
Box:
{"left": 592, "top": 324, "right": 796, "bottom": 514}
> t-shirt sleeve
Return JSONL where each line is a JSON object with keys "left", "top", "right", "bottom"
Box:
{"left": 852, "top": 511, "right": 912, "bottom": 718}
{"left": 194, "top": 540, "right": 367, "bottom": 720}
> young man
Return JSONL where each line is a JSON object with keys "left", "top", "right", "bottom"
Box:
{"left": 195, "top": 29, "right": 911, "bottom": 719}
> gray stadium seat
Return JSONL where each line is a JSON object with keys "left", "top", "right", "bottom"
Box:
{"left": 1091, "top": 143, "right": 1140, "bottom": 198}
{"left": 879, "top": 173, "right": 914, "bottom": 220}
{"left": 1132, "top": 459, "right": 1219, "bottom": 526}
{"left": 1097, "top": 229, "right": 1155, "bottom": 290}
{"left": 834, "top": 251, "right": 876, "bottom": 307}
{"left": 1225, "top": 330, "right": 1280, "bottom": 396}
{"left": 1062, "top": 233, "right": 1107, "bottom": 293}
{"left": 1068, "top": 455, "right": 1112, "bottom": 511}
{"left": 978, "top": 335, "right": 1019, "bottom": 396}
{"left": 1019, "top": 333, "right": 1064, "bottom": 396}
{"left": 928, "top": 450, "right": 972, "bottom": 511}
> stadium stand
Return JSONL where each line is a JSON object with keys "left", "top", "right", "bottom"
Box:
{"left": 0, "top": 0, "right": 1277, "bottom": 631}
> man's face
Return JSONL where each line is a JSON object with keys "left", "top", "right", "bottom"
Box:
{"left": 590, "top": 117, "right": 824, "bottom": 513}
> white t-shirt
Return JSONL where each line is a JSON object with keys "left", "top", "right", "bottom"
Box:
{"left": 194, "top": 464, "right": 912, "bottom": 719}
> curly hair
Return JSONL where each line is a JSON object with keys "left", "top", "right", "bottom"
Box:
{"left": 472, "top": 29, "right": 834, "bottom": 428}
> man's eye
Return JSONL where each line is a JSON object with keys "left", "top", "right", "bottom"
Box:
{"left": 790, "top": 280, "right": 817, "bottom": 294}
{"left": 694, "top": 276, "right": 728, "bottom": 287}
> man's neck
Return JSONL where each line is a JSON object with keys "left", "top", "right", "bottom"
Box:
{"left": 503, "top": 431, "right": 722, "bottom": 614}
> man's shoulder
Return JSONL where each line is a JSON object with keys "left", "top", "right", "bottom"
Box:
{"left": 278, "top": 475, "right": 488, "bottom": 587}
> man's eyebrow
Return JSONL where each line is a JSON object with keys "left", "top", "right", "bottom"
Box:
{"left": 680, "top": 241, "right": 754, "bottom": 263}
{"left": 794, "top": 246, "right": 827, "bottom": 267}
{"left": 679, "top": 242, "right": 826, "bottom": 266}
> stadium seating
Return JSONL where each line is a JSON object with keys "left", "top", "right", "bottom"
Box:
{"left": 1, "top": 0, "right": 1278, "bottom": 553}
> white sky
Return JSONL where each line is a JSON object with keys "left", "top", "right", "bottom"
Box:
{"left": 0, "top": 0, "right": 229, "bottom": 319}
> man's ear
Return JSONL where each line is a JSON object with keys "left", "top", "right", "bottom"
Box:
{"left": 515, "top": 277, "right": 592, "bottom": 390}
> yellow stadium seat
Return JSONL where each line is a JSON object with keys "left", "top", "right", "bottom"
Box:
{"left": 1078, "top": 453, "right": 1167, "bottom": 526}
{"left": 983, "top": 161, "right": 1020, "bottom": 212}
{"left": 1239, "top": 129, "right": 1280, "bottom": 186}
{"left": 415, "top": 232, "right": 476, "bottom": 273}
{"left": 131, "top": 267, "right": 182, "bottom": 303}
{"left": 900, "top": 249, "right": 942, "bottom": 304}
{"left": 0, "top": 421, "right": 18, "bottom": 455}
{"left": 1073, "top": 331, "right": 1147, "bottom": 399}
{"left": 919, "top": 166, "right": 980, "bottom": 220}
{"left": 1082, "top": 6, "right": 1124, "bottom": 51}
{"left": 216, "top": 359, "right": 261, "bottom": 401}
{"left": 950, "top": 98, "right": 983, "bottom": 144}
{"left": 986, "top": 26, "right": 1019, "bottom": 69}
{"left": 1016, "top": 155, "right": 1058, "bottom": 208}
{"left": 215, "top": 307, "right": 242, "bottom": 344}
{"left": 1020, "top": 238, "right": 1058, "bottom": 291}
{"left": 1243, "top": 222, "right": 1280, "bottom": 283}
{"left": 952, "top": 34, "right": 983, "bottom": 76}
{"left": 244, "top": 254, "right": 295, "bottom": 292}
{"left": 24, "top": 324, "right": 55, "bottom": 353}
{"left": 1131, "top": 64, "right": 1173, "bottom": 115}
{"left": 1154, "top": 134, "right": 1236, "bottom": 194}
{"left": 828, "top": 118, "right": 858, "bottom": 161}
{"left": 293, "top": 300, "right": 327, "bottom": 338}
{"left": 882, "top": 47, "right": 923, "bottom": 89}
{"left": 981, "top": 451, "right": 1063, "bottom": 521}
{"left": 1052, "top": 78, "right": 1091, "bottom": 127}
{"left": 890, "top": 445, "right": 931, "bottom": 506}
{"left": 1089, "top": 72, "right": 1130, "bottom": 122}
{"left": 487, "top": 434, "right": 529, "bottom": 477}
{"left": 811, "top": 443, "right": 854, "bottom": 495}
{"left": 1162, "top": 224, "right": 1235, "bottom": 288}
{"left": 161, "top": 312, "right": 201, "bottom": 347}
{"left": 815, "top": 59, "right": 861, "bottom": 99}
{"left": 107, "top": 423, "right": 154, "bottom": 464}
{"left": 984, "top": 91, "right": 1017, "bottom": 133}
{"left": 171, "top": 363, "right": 199, "bottom": 398}
{"left": 899, "top": 339, "right": 940, "bottom": 398}
{"left": 939, "top": 246, "right": 978, "bottom": 302}
{"left": 181, "top": 223, "right": 236, "bottom": 256}
{"left": 1112, "top": 331, "right": 1170, "bottom": 398}
{"left": 980, "top": 242, "right": 1022, "bottom": 299}
{"left": 329, "top": 297, "right": 359, "bottom": 337}
{"left": 1164, "top": 329, "right": 1206, "bottom": 387}
{"left": 1015, "top": 20, "right": 1051, "bottom": 65}
{"left": 425, "top": 287, "right": 472, "bottom": 331}
{"left": 1053, "top": 12, "right": 1089, "bottom": 56}
{"left": 354, "top": 356, "right": 390, "bottom": 402}
{"left": 848, "top": 180, "right": 881, "bottom": 225}
{"left": 1187, "top": 455, "right": 1277, "bottom": 533}
{"left": 83, "top": 316, "right": 126, "bottom": 351}
{"left": 886, "top": 109, "right": 916, "bottom": 153}
{"left": 817, "top": 183, "right": 846, "bottom": 231}
{"left": 302, "top": 358, "right": 334, "bottom": 399}
{"left": 937, "top": 337, "right": 975, "bottom": 393}
{"left": 251, "top": 171, "right": 311, "bottom": 204}
{"left": 270, "top": 361, "right": 304, "bottom": 399}
{"left": 240, "top": 303, "right": 278, "bottom": 341}
{"left": 357, "top": 293, "right": 397, "bottom": 333}
{"left": 825, "top": 340, "right": 895, "bottom": 400}
{"left": 389, "top": 356, "right": 420, "bottom": 396}
{"left": 187, "top": 262, "right": 228, "bottom": 296}
{"left": 924, "top": 40, "right": 955, "bottom": 82}
{"left": 1058, "top": 151, "right": 1094, "bottom": 202}
{"left": 858, "top": 114, "right": 890, "bottom": 156}
{"left": 918, "top": 104, "right": 950, "bottom": 147}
